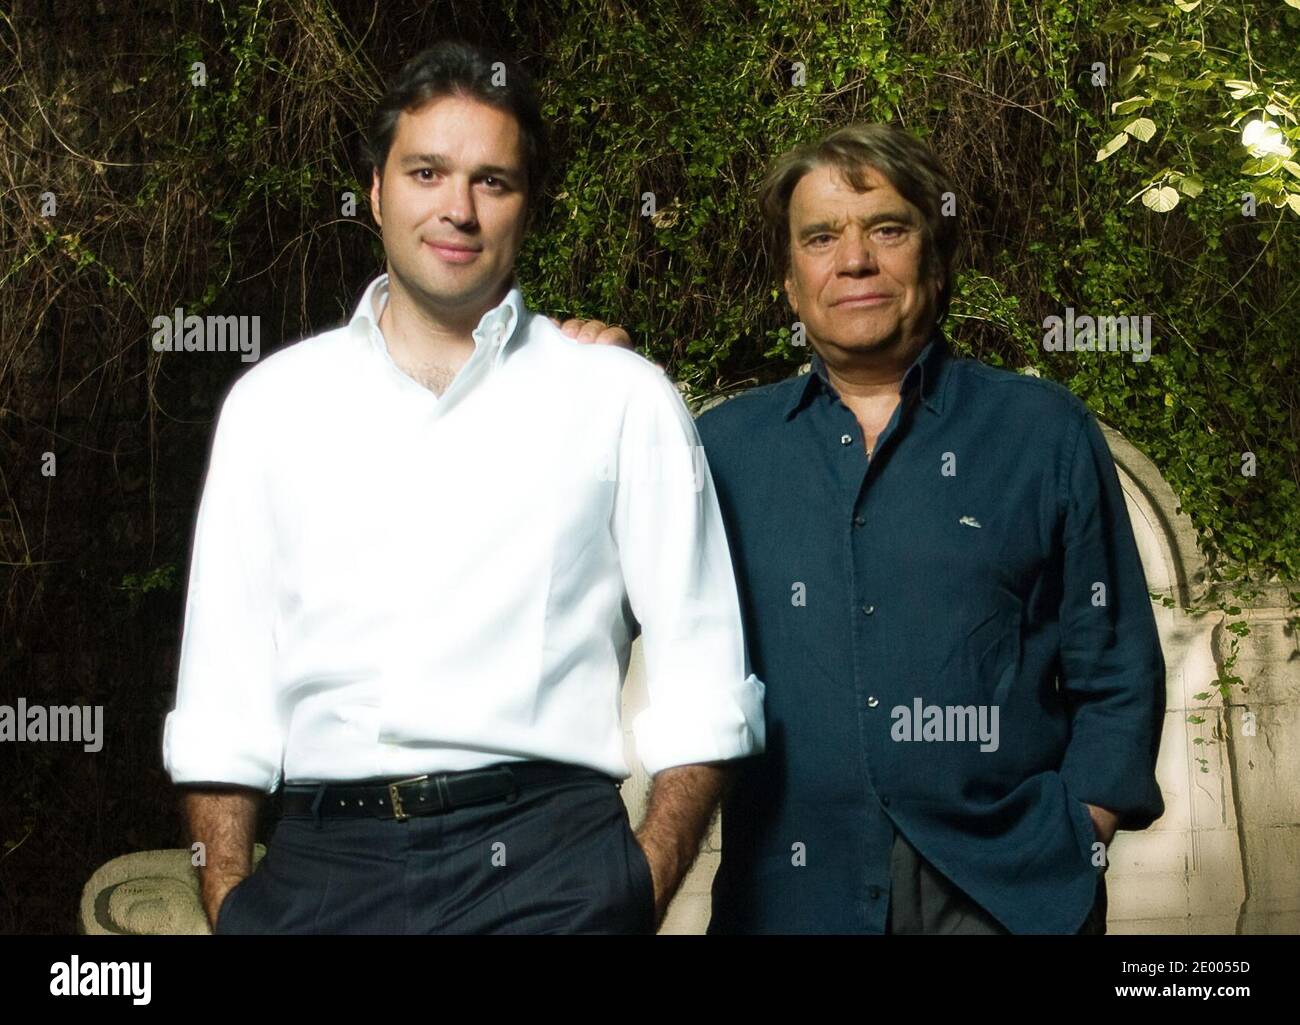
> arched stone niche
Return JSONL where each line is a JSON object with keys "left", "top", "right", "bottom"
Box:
{"left": 1095, "top": 424, "right": 1239, "bottom": 934}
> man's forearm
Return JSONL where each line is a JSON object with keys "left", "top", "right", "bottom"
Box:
{"left": 182, "top": 786, "right": 262, "bottom": 928}
{"left": 635, "top": 762, "right": 730, "bottom": 926}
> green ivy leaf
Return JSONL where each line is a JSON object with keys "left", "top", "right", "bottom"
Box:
{"left": 1096, "top": 132, "right": 1129, "bottom": 161}
{"left": 1124, "top": 117, "right": 1158, "bottom": 142}
{"left": 1142, "top": 185, "right": 1180, "bottom": 211}
{"left": 1112, "top": 96, "right": 1149, "bottom": 115}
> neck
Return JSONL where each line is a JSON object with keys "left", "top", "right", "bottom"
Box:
{"left": 812, "top": 326, "right": 936, "bottom": 457}
{"left": 816, "top": 327, "right": 932, "bottom": 403}
{"left": 378, "top": 270, "right": 513, "bottom": 365}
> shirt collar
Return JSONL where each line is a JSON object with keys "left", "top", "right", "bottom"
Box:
{"left": 783, "top": 324, "right": 952, "bottom": 421}
{"left": 349, "top": 273, "right": 526, "bottom": 370}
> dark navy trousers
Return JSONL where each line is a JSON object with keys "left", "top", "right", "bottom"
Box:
{"left": 214, "top": 772, "right": 656, "bottom": 935}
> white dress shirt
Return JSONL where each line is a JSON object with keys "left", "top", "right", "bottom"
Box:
{"left": 163, "top": 274, "right": 765, "bottom": 792}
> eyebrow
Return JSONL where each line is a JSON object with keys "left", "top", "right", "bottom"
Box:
{"left": 396, "top": 153, "right": 522, "bottom": 179}
{"left": 796, "top": 209, "right": 919, "bottom": 240}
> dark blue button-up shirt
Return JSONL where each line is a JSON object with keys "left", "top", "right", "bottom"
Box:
{"left": 696, "top": 330, "right": 1165, "bottom": 934}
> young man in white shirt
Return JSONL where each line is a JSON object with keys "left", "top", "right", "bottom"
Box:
{"left": 163, "top": 40, "right": 764, "bottom": 935}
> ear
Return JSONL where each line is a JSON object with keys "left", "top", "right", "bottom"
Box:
{"left": 369, "top": 167, "right": 383, "bottom": 229}
{"left": 783, "top": 270, "right": 799, "bottom": 317}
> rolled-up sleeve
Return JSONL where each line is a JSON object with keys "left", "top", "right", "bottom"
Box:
{"left": 1056, "top": 410, "right": 1166, "bottom": 830}
{"left": 612, "top": 369, "right": 766, "bottom": 775}
{"left": 163, "top": 378, "right": 283, "bottom": 792}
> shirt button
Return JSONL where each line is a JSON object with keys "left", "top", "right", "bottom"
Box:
{"left": 881, "top": 795, "right": 891, "bottom": 807}
{"left": 840, "top": 434, "right": 853, "bottom": 445}
{"left": 867, "top": 696, "right": 879, "bottom": 708}
{"left": 862, "top": 604, "right": 875, "bottom": 615}
{"left": 868, "top": 885, "right": 883, "bottom": 900}
{"left": 853, "top": 516, "right": 865, "bottom": 527}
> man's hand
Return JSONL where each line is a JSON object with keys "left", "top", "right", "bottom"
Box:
{"left": 1084, "top": 802, "right": 1120, "bottom": 847}
{"left": 632, "top": 762, "right": 730, "bottom": 930}
{"left": 182, "top": 786, "right": 262, "bottom": 930}
{"left": 549, "top": 316, "right": 634, "bottom": 350}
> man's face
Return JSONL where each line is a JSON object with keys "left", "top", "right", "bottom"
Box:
{"left": 783, "top": 163, "right": 941, "bottom": 362}
{"left": 370, "top": 94, "right": 528, "bottom": 315}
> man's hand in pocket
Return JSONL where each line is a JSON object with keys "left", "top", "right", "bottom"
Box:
{"left": 1084, "top": 803, "right": 1119, "bottom": 847}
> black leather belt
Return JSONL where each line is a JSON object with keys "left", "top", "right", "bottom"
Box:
{"left": 280, "top": 760, "right": 613, "bottom": 821}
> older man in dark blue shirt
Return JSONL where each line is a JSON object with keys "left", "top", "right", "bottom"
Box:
{"left": 695, "top": 123, "right": 1165, "bottom": 934}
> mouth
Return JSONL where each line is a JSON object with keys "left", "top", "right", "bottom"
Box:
{"left": 833, "top": 294, "right": 893, "bottom": 308}
{"left": 423, "top": 240, "right": 482, "bottom": 264}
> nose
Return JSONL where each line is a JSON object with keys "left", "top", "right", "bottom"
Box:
{"left": 836, "top": 225, "right": 878, "bottom": 275}
{"left": 439, "top": 175, "right": 478, "bottom": 231}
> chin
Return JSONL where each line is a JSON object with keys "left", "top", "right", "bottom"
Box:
{"left": 846, "top": 341, "right": 897, "bottom": 357}
{"left": 413, "top": 270, "right": 490, "bottom": 301}
{"left": 836, "top": 332, "right": 896, "bottom": 351}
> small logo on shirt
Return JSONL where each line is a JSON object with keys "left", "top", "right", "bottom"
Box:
{"left": 959, "top": 515, "right": 981, "bottom": 528}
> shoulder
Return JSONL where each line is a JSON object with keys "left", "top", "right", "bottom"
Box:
{"left": 526, "top": 312, "right": 665, "bottom": 380}
{"left": 946, "top": 356, "right": 1091, "bottom": 433}
{"left": 951, "top": 357, "right": 1086, "bottom": 411}
{"left": 218, "top": 324, "right": 358, "bottom": 421}
{"left": 696, "top": 375, "right": 804, "bottom": 442}
{"left": 521, "top": 312, "right": 687, "bottom": 416}
{"left": 943, "top": 358, "right": 1103, "bottom": 494}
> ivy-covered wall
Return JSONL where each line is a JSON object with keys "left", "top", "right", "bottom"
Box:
{"left": 527, "top": 0, "right": 1299, "bottom": 579}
